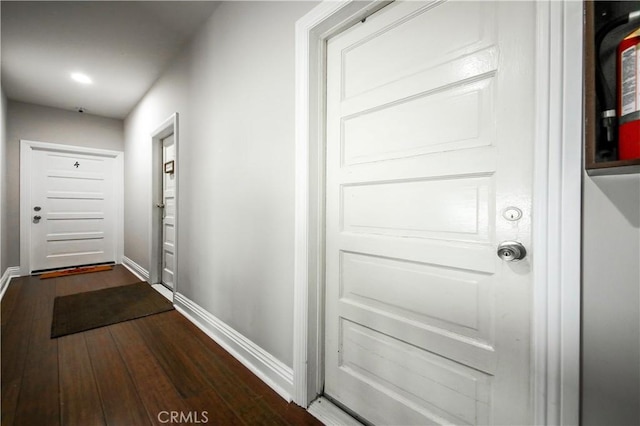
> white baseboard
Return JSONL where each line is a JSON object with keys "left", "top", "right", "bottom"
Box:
{"left": 174, "top": 292, "right": 294, "bottom": 402}
{"left": 122, "top": 256, "right": 149, "bottom": 282}
{"left": 151, "top": 284, "right": 174, "bottom": 302}
{"left": 0, "top": 266, "right": 22, "bottom": 300}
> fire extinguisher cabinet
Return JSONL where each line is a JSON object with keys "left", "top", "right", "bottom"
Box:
{"left": 585, "top": 1, "right": 640, "bottom": 174}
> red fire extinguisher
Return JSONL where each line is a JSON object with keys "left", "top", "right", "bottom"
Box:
{"left": 618, "top": 27, "right": 640, "bottom": 160}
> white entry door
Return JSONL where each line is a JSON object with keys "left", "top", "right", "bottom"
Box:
{"left": 161, "top": 133, "right": 176, "bottom": 289}
{"left": 324, "top": 1, "right": 535, "bottom": 424}
{"left": 28, "top": 145, "right": 119, "bottom": 272}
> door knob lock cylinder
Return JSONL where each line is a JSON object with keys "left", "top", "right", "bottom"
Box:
{"left": 497, "top": 241, "right": 527, "bottom": 262}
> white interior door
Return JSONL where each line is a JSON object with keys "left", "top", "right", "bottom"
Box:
{"left": 30, "top": 147, "right": 117, "bottom": 272}
{"left": 324, "top": 1, "right": 535, "bottom": 424}
{"left": 161, "top": 133, "right": 176, "bottom": 289}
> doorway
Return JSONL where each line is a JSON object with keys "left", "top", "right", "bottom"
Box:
{"left": 293, "top": 0, "right": 582, "bottom": 424}
{"left": 150, "top": 114, "right": 179, "bottom": 294}
{"left": 19, "top": 140, "right": 123, "bottom": 275}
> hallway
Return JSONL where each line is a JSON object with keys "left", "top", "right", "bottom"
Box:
{"left": 1, "top": 265, "right": 321, "bottom": 425}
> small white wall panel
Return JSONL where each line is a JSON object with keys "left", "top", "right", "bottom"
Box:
{"left": 48, "top": 219, "right": 103, "bottom": 234}
{"left": 164, "top": 223, "right": 175, "bottom": 246}
{"left": 46, "top": 232, "right": 104, "bottom": 241}
{"left": 340, "top": 320, "right": 491, "bottom": 425}
{"left": 342, "top": 79, "right": 494, "bottom": 166}
{"left": 48, "top": 198, "right": 104, "bottom": 214}
{"left": 340, "top": 252, "right": 490, "bottom": 334}
{"left": 47, "top": 176, "right": 103, "bottom": 193}
{"left": 46, "top": 239, "right": 104, "bottom": 257}
{"left": 342, "top": 1, "right": 494, "bottom": 100}
{"left": 342, "top": 176, "right": 491, "bottom": 241}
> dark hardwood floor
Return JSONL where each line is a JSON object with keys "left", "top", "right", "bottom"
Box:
{"left": 1, "top": 265, "right": 322, "bottom": 426}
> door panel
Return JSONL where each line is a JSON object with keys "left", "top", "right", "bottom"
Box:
{"left": 342, "top": 78, "right": 494, "bottom": 165}
{"left": 30, "top": 149, "right": 116, "bottom": 271}
{"left": 342, "top": 176, "right": 491, "bottom": 240}
{"left": 325, "top": 1, "right": 534, "bottom": 424}
{"left": 340, "top": 319, "right": 491, "bottom": 425}
{"left": 161, "top": 134, "right": 176, "bottom": 289}
{"left": 340, "top": 251, "right": 492, "bottom": 339}
{"left": 341, "top": 0, "right": 494, "bottom": 100}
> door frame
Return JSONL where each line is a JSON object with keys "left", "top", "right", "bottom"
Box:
{"left": 149, "top": 113, "right": 179, "bottom": 295}
{"left": 292, "top": 1, "right": 582, "bottom": 424}
{"left": 19, "top": 139, "right": 124, "bottom": 276}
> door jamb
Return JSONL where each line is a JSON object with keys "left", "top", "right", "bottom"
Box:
{"left": 149, "top": 113, "right": 179, "bottom": 296}
{"left": 19, "top": 139, "right": 124, "bottom": 276}
{"left": 292, "top": 1, "right": 582, "bottom": 424}
{"left": 293, "top": 0, "right": 390, "bottom": 406}
{"left": 532, "top": 2, "right": 582, "bottom": 424}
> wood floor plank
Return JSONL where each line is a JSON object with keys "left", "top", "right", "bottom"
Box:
{"left": 1, "top": 279, "right": 39, "bottom": 426}
{"left": 177, "top": 314, "right": 322, "bottom": 425}
{"left": 146, "top": 312, "right": 291, "bottom": 426}
{"left": 132, "top": 314, "right": 210, "bottom": 399}
{"left": 149, "top": 311, "right": 286, "bottom": 425}
{"left": 109, "top": 320, "right": 193, "bottom": 423}
{"left": 103, "top": 265, "right": 140, "bottom": 285}
{"left": 0, "top": 278, "right": 23, "bottom": 327}
{"left": 183, "top": 390, "right": 245, "bottom": 426}
{"left": 54, "top": 273, "right": 97, "bottom": 296}
{"left": 13, "top": 279, "right": 60, "bottom": 426}
{"left": 58, "top": 333, "right": 106, "bottom": 426}
{"left": 85, "top": 327, "right": 152, "bottom": 426}
{"left": 1, "top": 380, "right": 20, "bottom": 426}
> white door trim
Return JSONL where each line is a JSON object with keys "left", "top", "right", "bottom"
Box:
{"left": 292, "top": 1, "right": 582, "bottom": 424}
{"left": 19, "top": 139, "right": 124, "bottom": 276}
{"left": 532, "top": 2, "right": 582, "bottom": 424}
{"left": 149, "top": 113, "right": 179, "bottom": 296}
{"left": 293, "top": 1, "right": 391, "bottom": 406}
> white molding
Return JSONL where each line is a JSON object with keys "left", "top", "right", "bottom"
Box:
{"left": 0, "top": 267, "right": 21, "bottom": 300}
{"left": 293, "top": 0, "right": 389, "bottom": 407}
{"left": 294, "top": 0, "right": 581, "bottom": 423}
{"left": 122, "top": 256, "right": 149, "bottom": 282}
{"left": 174, "top": 292, "right": 294, "bottom": 402}
{"left": 308, "top": 397, "right": 363, "bottom": 426}
{"left": 151, "top": 284, "right": 173, "bottom": 302}
{"left": 532, "top": 2, "right": 582, "bottom": 425}
{"left": 149, "top": 113, "right": 179, "bottom": 299}
{"left": 19, "top": 139, "right": 124, "bottom": 276}
{"left": 532, "top": 3, "right": 553, "bottom": 420}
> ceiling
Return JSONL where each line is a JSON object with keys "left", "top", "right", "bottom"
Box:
{"left": 1, "top": 1, "right": 221, "bottom": 119}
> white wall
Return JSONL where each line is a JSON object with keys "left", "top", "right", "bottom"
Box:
{"left": 1, "top": 90, "right": 6, "bottom": 273}
{"left": 4, "top": 101, "right": 124, "bottom": 268}
{"left": 124, "top": 1, "right": 318, "bottom": 370}
{"left": 582, "top": 174, "right": 640, "bottom": 425}
{"left": 123, "top": 49, "right": 189, "bottom": 267}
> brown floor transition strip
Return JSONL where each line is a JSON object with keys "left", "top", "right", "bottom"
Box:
{"left": 40, "top": 265, "right": 114, "bottom": 279}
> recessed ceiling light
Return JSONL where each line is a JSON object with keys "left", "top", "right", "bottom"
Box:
{"left": 71, "top": 72, "right": 92, "bottom": 85}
